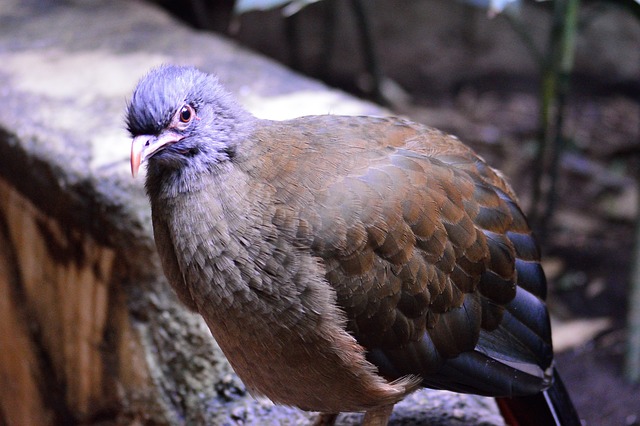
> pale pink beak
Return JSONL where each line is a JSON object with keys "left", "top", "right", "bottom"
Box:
{"left": 130, "top": 131, "right": 183, "bottom": 177}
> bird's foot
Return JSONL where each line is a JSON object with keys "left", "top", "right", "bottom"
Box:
{"left": 313, "top": 412, "right": 338, "bottom": 426}
{"left": 362, "top": 404, "right": 393, "bottom": 426}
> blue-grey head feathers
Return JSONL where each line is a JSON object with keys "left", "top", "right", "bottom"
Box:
{"left": 126, "top": 65, "right": 232, "bottom": 136}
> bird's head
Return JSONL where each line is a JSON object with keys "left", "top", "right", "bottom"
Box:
{"left": 126, "top": 65, "right": 251, "bottom": 178}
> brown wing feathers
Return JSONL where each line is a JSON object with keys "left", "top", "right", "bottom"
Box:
{"left": 283, "top": 117, "right": 554, "bottom": 396}
{"left": 224, "top": 114, "right": 552, "bottom": 396}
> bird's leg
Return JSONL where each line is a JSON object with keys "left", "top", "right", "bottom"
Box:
{"left": 362, "top": 404, "right": 394, "bottom": 426}
{"left": 313, "top": 413, "right": 338, "bottom": 426}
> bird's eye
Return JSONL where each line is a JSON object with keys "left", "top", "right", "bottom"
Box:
{"left": 179, "top": 105, "right": 193, "bottom": 123}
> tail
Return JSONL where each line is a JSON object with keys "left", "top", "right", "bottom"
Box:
{"left": 496, "top": 369, "right": 581, "bottom": 426}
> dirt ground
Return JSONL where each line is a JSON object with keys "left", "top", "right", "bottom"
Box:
{"left": 157, "top": 1, "right": 640, "bottom": 424}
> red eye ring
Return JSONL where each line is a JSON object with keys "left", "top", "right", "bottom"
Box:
{"left": 179, "top": 105, "right": 193, "bottom": 123}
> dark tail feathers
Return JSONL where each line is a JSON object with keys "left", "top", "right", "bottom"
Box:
{"left": 496, "top": 369, "right": 581, "bottom": 426}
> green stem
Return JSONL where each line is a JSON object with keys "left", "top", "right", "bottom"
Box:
{"left": 540, "top": 0, "right": 580, "bottom": 235}
{"left": 626, "top": 174, "right": 640, "bottom": 383}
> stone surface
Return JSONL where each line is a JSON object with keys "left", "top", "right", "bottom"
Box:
{"left": 0, "top": 0, "right": 503, "bottom": 424}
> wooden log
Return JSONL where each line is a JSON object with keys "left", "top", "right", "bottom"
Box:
{"left": 0, "top": 177, "right": 114, "bottom": 421}
{"left": 0, "top": 190, "right": 55, "bottom": 425}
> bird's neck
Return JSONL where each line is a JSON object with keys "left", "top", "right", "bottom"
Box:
{"left": 145, "top": 123, "right": 261, "bottom": 201}
{"left": 146, "top": 160, "right": 229, "bottom": 201}
{"left": 152, "top": 164, "right": 284, "bottom": 316}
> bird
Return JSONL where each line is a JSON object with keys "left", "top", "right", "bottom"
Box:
{"left": 126, "top": 65, "right": 580, "bottom": 426}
